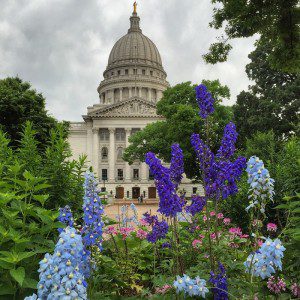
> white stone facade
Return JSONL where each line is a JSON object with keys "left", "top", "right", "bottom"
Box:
{"left": 68, "top": 9, "right": 198, "bottom": 199}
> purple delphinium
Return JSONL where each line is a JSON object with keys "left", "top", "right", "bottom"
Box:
{"left": 191, "top": 133, "right": 246, "bottom": 200}
{"left": 145, "top": 151, "right": 184, "bottom": 217}
{"left": 169, "top": 143, "right": 184, "bottom": 187}
{"left": 143, "top": 212, "right": 158, "bottom": 225}
{"left": 58, "top": 205, "right": 74, "bottom": 233}
{"left": 217, "top": 122, "right": 238, "bottom": 160}
{"left": 209, "top": 262, "right": 228, "bottom": 300}
{"left": 195, "top": 84, "right": 215, "bottom": 119}
{"left": 186, "top": 195, "right": 206, "bottom": 216}
{"left": 146, "top": 219, "right": 169, "bottom": 243}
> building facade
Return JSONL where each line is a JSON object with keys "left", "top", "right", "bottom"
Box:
{"left": 68, "top": 8, "right": 198, "bottom": 199}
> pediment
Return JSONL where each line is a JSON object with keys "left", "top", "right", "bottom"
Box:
{"left": 87, "top": 98, "right": 161, "bottom": 118}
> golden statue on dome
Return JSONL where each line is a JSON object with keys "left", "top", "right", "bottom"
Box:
{"left": 133, "top": 1, "right": 137, "bottom": 13}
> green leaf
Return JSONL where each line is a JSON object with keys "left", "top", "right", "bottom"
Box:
{"left": 22, "top": 277, "right": 38, "bottom": 289}
{"left": 23, "top": 170, "right": 35, "bottom": 181}
{"left": 32, "top": 194, "right": 49, "bottom": 206}
{"left": 10, "top": 267, "right": 25, "bottom": 286}
{"left": 33, "top": 183, "right": 51, "bottom": 192}
{"left": 0, "top": 285, "right": 15, "bottom": 295}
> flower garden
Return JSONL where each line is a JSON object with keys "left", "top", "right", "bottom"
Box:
{"left": 0, "top": 84, "right": 299, "bottom": 299}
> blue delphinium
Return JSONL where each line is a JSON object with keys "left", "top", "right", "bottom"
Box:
{"left": 174, "top": 274, "right": 209, "bottom": 298}
{"left": 26, "top": 227, "right": 87, "bottom": 300}
{"left": 58, "top": 205, "right": 74, "bottom": 233}
{"left": 246, "top": 156, "right": 275, "bottom": 212}
{"left": 216, "top": 122, "right": 238, "bottom": 160}
{"left": 195, "top": 84, "right": 215, "bottom": 119}
{"left": 244, "top": 238, "right": 285, "bottom": 279}
{"left": 119, "top": 204, "right": 139, "bottom": 226}
{"left": 145, "top": 150, "right": 184, "bottom": 217}
{"left": 186, "top": 195, "right": 206, "bottom": 216}
{"left": 82, "top": 171, "right": 104, "bottom": 249}
{"left": 209, "top": 262, "right": 228, "bottom": 300}
{"left": 169, "top": 143, "right": 184, "bottom": 187}
{"left": 146, "top": 219, "right": 169, "bottom": 243}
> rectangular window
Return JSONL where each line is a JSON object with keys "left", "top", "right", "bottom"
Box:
{"left": 142, "top": 69, "right": 146, "bottom": 75}
{"left": 115, "top": 128, "right": 125, "bottom": 141}
{"left": 102, "top": 169, "right": 108, "bottom": 181}
{"left": 193, "top": 187, "right": 197, "bottom": 194}
{"left": 99, "top": 129, "right": 109, "bottom": 141}
{"left": 150, "top": 70, "right": 153, "bottom": 76}
{"left": 125, "top": 69, "right": 129, "bottom": 75}
{"left": 118, "top": 70, "right": 121, "bottom": 75}
{"left": 133, "top": 169, "right": 139, "bottom": 180}
{"left": 149, "top": 170, "right": 154, "bottom": 180}
{"left": 133, "top": 69, "right": 137, "bottom": 75}
{"left": 117, "top": 169, "right": 124, "bottom": 181}
{"left": 131, "top": 128, "right": 141, "bottom": 135}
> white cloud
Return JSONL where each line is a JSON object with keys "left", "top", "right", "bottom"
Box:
{"left": 0, "top": 0, "right": 257, "bottom": 121}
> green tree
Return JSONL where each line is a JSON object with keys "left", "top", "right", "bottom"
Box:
{"left": 0, "top": 77, "right": 62, "bottom": 148}
{"left": 123, "top": 80, "right": 233, "bottom": 179}
{"left": 204, "top": 0, "right": 299, "bottom": 73}
{"left": 233, "top": 42, "right": 300, "bottom": 147}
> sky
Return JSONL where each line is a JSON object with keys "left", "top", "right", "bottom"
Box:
{"left": 0, "top": 0, "right": 257, "bottom": 121}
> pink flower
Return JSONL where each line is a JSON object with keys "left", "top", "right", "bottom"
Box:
{"left": 291, "top": 283, "right": 300, "bottom": 297}
{"left": 155, "top": 284, "right": 172, "bottom": 294}
{"left": 119, "top": 227, "right": 134, "bottom": 239}
{"left": 203, "top": 215, "right": 208, "bottom": 222}
{"left": 192, "top": 239, "right": 202, "bottom": 249}
{"left": 195, "top": 225, "right": 200, "bottom": 230}
{"left": 210, "top": 211, "right": 216, "bottom": 217}
{"left": 105, "top": 225, "right": 118, "bottom": 235}
{"left": 240, "top": 234, "right": 249, "bottom": 239}
{"left": 136, "top": 229, "right": 148, "bottom": 240}
{"left": 267, "top": 276, "right": 286, "bottom": 294}
{"left": 267, "top": 223, "right": 277, "bottom": 232}
{"left": 229, "top": 227, "right": 242, "bottom": 236}
{"left": 199, "top": 234, "right": 205, "bottom": 239}
{"left": 210, "top": 233, "right": 216, "bottom": 240}
{"left": 217, "top": 213, "right": 224, "bottom": 219}
{"left": 223, "top": 218, "right": 231, "bottom": 225}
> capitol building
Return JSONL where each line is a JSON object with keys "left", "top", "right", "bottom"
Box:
{"left": 68, "top": 5, "right": 196, "bottom": 200}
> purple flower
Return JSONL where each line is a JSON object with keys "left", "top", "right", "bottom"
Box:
{"left": 195, "top": 84, "right": 215, "bottom": 119}
{"left": 145, "top": 151, "right": 184, "bottom": 217}
{"left": 217, "top": 122, "right": 238, "bottom": 160}
{"left": 57, "top": 205, "right": 74, "bottom": 233}
{"left": 186, "top": 195, "right": 206, "bottom": 216}
{"left": 146, "top": 220, "right": 169, "bottom": 243}
{"left": 143, "top": 212, "right": 158, "bottom": 225}
{"left": 162, "top": 242, "right": 171, "bottom": 249}
{"left": 209, "top": 262, "right": 228, "bottom": 300}
{"left": 169, "top": 143, "right": 184, "bottom": 187}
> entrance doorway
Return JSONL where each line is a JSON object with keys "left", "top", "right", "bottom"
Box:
{"left": 116, "top": 187, "right": 124, "bottom": 199}
{"left": 148, "top": 187, "right": 157, "bottom": 199}
{"left": 132, "top": 187, "right": 140, "bottom": 199}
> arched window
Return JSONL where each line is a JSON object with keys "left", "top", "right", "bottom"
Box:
{"left": 117, "top": 147, "right": 124, "bottom": 160}
{"left": 101, "top": 147, "right": 108, "bottom": 160}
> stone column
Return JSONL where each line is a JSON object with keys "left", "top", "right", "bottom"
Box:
{"left": 147, "top": 88, "right": 151, "bottom": 101}
{"left": 138, "top": 87, "right": 142, "bottom": 97}
{"left": 92, "top": 128, "right": 99, "bottom": 177}
{"left": 157, "top": 90, "right": 163, "bottom": 101}
{"left": 125, "top": 128, "right": 131, "bottom": 181}
{"left": 86, "top": 121, "right": 93, "bottom": 164}
{"left": 129, "top": 87, "right": 132, "bottom": 98}
{"left": 141, "top": 162, "right": 148, "bottom": 181}
{"left": 120, "top": 88, "right": 123, "bottom": 102}
{"left": 109, "top": 128, "right": 115, "bottom": 182}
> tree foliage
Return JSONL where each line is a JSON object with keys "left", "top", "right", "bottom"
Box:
{"left": 123, "top": 80, "right": 233, "bottom": 179}
{"left": 233, "top": 42, "right": 300, "bottom": 147}
{"left": 0, "top": 77, "right": 67, "bottom": 148}
{"left": 204, "top": 0, "right": 300, "bottom": 73}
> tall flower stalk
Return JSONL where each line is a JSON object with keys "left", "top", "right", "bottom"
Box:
{"left": 82, "top": 171, "right": 104, "bottom": 278}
